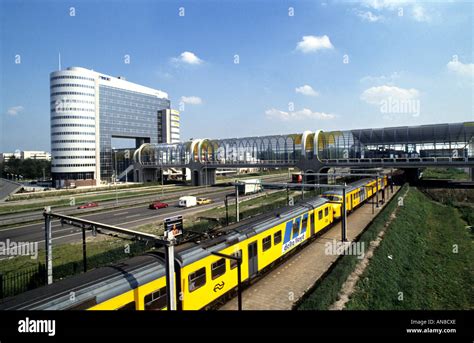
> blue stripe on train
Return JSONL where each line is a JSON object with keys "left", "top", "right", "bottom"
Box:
{"left": 283, "top": 221, "right": 293, "bottom": 244}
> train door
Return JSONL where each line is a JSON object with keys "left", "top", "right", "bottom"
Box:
{"left": 360, "top": 188, "right": 365, "bottom": 203}
{"left": 248, "top": 241, "right": 258, "bottom": 278}
{"left": 310, "top": 212, "right": 315, "bottom": 236}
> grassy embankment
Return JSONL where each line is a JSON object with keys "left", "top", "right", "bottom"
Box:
{"left": 422, "top": 167, "right": 469, "bottom": 180}
{"left": 298, "top": 186, "right": 473, "bottom": 310}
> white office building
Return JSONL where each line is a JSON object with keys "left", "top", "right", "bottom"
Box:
{"left": 50, "top": 67, "right": 171, "bottom": 187}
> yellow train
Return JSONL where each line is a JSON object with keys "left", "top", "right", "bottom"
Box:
{"left": 0, "top": 176, "right": 387, "bottom": 311}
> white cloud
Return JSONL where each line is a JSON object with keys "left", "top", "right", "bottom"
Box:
{"left": 447, "top": 60, "right": 474, "bottom": 78}
{"left": 6, "top": 106, "right": 24, "bottom": 116}
{"left": 180, "top": 96, "right": 202, "bottom": 105}
{"left": 356, "top": 10, "right": 383, "bottom": 22}
{"left": 265, "top": 108, "right": 335, "bottom": 121}
{"left": 360, "top": 72, "right": 401, "bottom": 85}
{"left": 359, "top": 0, "right": 433, "bottom": 23}
{"left": 361, "top": 0, "right": 412, "bottom": 10}
{"left": 296, "top": 35, "right": 334, "bottom": 53}
{"left": 295, "top": 85, "right": 319, "bottom": 97}
{"left": 360, "top": 85, "right": 419, "bottom": 105}
{"left": 412, "top": 4, "right": 430, "bottom": 22}
{"left": 172, "top": 51, "right": 203, "bottom": 65}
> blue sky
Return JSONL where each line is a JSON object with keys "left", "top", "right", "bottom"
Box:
{"left": 1, "top": 0, "right": 473, "bottom": 152}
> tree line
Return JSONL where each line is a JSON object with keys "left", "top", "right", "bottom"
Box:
{"left": 1, "top": 157, "right": 51, "bottom": 180}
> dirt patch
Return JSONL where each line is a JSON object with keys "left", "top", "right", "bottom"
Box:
{"left": 329, "top": 188, "right": 410, "bottom": 310}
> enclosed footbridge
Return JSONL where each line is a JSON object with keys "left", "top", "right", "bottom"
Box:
{"left": 133, "top": 122, "right": 474, "bottom": 185}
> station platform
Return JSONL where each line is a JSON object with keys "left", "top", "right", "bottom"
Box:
{"left": 219, "top": 185, "right": 401, "bottom": 310}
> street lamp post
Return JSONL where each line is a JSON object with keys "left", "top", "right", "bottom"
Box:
{"left": 113, "top": 148, "right": 118, "bottom": 206}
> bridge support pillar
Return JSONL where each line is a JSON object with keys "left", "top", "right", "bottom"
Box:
{"left": 470, "top": 168, "right": 474, "bottom": 181}
{"left": 134, "top": 167, "right": 159, "bottom": 183}
{"left": 192, "top": 167, "right": 216, "bottom": 186}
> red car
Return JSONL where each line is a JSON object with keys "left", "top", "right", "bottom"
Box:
{"left": 149, "top": 201, "right": 168, "bottom": 210}
{"left": 77, "top": 202, "right": 99, "bottom": 209}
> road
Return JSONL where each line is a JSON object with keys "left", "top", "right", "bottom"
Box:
{"left": 0, "top": 187, "right": 277, "bottom": 259}
{"left": 0, "top": 184, "right": 226, "bottom": 226}
{"left": 0, "top": 173, "right": 289, "bottom": 226}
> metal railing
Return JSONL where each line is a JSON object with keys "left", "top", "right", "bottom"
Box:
{"left": 0, "top": 263, "right": 46, "bottom": 299}
{"left": 322, "top": 157, "right": 474, "bottom": 164}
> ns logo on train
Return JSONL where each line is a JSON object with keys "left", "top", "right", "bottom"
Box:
{"left": 282, "top": 214, "right": 307, "bottom": 254}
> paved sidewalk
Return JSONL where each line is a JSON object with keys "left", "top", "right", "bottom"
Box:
{"left": 220, "top": 186, "right": 400, "bottom": 310}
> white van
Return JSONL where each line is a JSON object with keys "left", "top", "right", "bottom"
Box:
{"left": 179, "top": 196, "right": 197, "bottom": 208}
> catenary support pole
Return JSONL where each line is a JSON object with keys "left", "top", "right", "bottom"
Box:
{"left": 82, "top": 227, "right": 87, "bottom": 272}
{"left": 235, "top": 184, "right": 240, "bottom": 222}
{"left": 44, "top": 208, "right": 53, "bottom": 285}
{"left": 341, "top": 184, "right": 347, "bottom": 242}
{"left": 237, "top": 257, "right": 242, "bottom": 311}
{"left": 166, "top": 239, "right": 177, "bottom": 311}
{"left": 375, "top": 175, "right": 379, "bottom": 208}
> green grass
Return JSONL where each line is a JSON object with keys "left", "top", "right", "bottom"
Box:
{"left": 297, "top": 185, "right": 405, "bottom": 310}
{"left": 422, "top": 167, "right": 469, "bottom": 180}
{"left": 345, "top": 188, "right": 473, "bottom": 310}
{"left": 298, "top": 185, "right": 473, "bottom": 310}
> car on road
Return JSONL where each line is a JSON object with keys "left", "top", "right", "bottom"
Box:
{"left": 77, "top": 202, "right": 99, "bottom": 209}
{"left": 149, "top": 201, "right": 169, "bottom": 210}
{"left": 197, "top": 197, "right": 212, "bottom": 205}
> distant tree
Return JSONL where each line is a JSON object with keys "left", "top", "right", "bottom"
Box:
{"left": 6, "top": 156, "right": 21, "bottom": 176}
{"left": 3, "top": 157, "right": 51, "bottom": 180}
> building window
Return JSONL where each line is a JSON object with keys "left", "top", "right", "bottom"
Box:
{"left": 274, "top": 230, "right": 282, "bottom": 245}
{"left": 188, "top": 267, "right": 206, "bottom": 292}
{"left": 144, "top": 287, "right": 167, "bottom": 310}
{"left": 211, "top": 259, "right": 226, "bottom": 280}
{"left": 262, "top": 236, "right": 272, "bottom": 251}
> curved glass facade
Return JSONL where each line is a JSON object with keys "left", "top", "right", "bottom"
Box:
{"left": 135, "top": 122, "right": 474, "bottom": 167}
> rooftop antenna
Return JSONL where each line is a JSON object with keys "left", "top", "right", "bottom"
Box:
{"left": 58, "top": 52, "right": 61, "bottom": 70}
